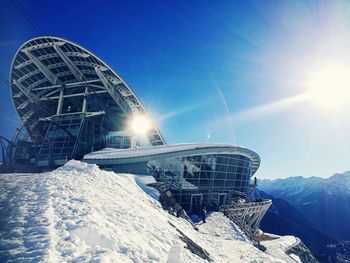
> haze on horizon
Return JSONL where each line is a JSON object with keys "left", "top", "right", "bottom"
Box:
{"left": 1, "top": 0, "right": 350, "bottom": 179}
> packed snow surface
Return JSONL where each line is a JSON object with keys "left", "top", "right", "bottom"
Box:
{"left": 1, "top": 161, "right": 298, "bottom": 262}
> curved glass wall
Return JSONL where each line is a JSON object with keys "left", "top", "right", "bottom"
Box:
{"left": 147, "top": 154, "right": 253, "bottom": 213}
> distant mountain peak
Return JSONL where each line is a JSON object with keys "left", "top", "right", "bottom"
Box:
{"left": 330, "top": 171, "right": 350, "bottom": 179}
{"left": 258, "top": 170, "right": 350, "bottom": 243}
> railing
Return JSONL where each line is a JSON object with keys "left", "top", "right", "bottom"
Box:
{"left": 221, "top": 199, "right": 272, "bottom": 241}
{"left": 223, "top": 199, "right": 272, "bottom": 210}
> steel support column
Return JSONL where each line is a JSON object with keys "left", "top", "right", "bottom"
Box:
{"left": 56, "top": 85, "right": 65, "bottom": 115}
{"left": 82, "top": 85, "right": 89, "bottom": 113}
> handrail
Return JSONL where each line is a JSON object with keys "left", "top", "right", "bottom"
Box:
{"left": 222, "top": 199, "right": 272, "bottom": 210}
{"left": 221, "top": 199, "right": 272, "bottom": 241}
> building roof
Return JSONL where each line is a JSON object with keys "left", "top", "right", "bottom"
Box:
{"left": 83, "top": 143, "right": 261, "bottom": 175}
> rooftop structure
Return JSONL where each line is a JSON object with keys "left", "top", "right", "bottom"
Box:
{"left": 6, "top": 36, "right": 164, "bottom": 168}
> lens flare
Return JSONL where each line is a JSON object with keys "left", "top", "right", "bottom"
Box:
{"left": 304, "top": 64, "right": 350, "bottom": 111}
{"left": 130, "top": 115, "right": 152, "bottom": 135}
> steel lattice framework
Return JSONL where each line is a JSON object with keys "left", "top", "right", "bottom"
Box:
{"left": 9, "top": 36, "right": 165, "bottom": 167}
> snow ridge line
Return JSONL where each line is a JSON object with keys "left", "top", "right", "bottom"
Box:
{"left": 45, "top": 186, "right": 61, "bottom": 262}
{"left": 1, "top": 161, "right": 306, "bottom": 262}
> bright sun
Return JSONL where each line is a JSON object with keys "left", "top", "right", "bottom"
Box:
{"left": 130, "top": 115, "right": 152, "bottom": 135}
{"left": 304, "top": 64, "right": 350, "bottom": 111}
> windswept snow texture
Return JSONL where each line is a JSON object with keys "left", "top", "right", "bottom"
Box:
{"left": 1, "top": 161, "right": 297, "bottom": 262}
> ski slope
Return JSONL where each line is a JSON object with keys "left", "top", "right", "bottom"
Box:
{"left": 0, "top": 160, "right": 300, "bottom": 262}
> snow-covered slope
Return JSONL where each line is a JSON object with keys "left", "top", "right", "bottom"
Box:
{"left": 1, "top": 161, "right": 303, "bottom": 262}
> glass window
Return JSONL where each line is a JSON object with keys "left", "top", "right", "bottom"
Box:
{"left": 215, "top": 172, "right": 226, "bottom": 180}
{"left": 228, "top": 157, "right": 238, "bottom": 166}
{"left": 216, "top": 164, "right": 226, "bottom": 172}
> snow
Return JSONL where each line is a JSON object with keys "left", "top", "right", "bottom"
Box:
{"left": 259, "top": 171, "right": 350, "bottom": 197}
{"left": 166, "top": 245, "right": 182, "bottom": 263}
{"left": 262, "top": 235, "right": 301, "bottom": 263}
{"left": 288, "top": 253, "right": 301, "bottom": 263}
{"left": 1, "top": 160, "right": 299, "bottom": 262}
{"left": 82, "top": 143, "right": 256, "bottom": 161}
{"left": 133, "top": 174, "right": 160, "bottom": 200}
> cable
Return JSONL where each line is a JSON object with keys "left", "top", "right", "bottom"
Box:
{"left": 0, "top": 72, "right": 53, "bottom": 123}
{"left": 7, "top": 0, "right": 118, "bottom": 146}
{"left": 9, "top": 0, "right": 107, "bottom": 112}
{"left": 10, "top": 0, "right": 47, "bottom": 37}
{"left": 0, "top": 74, "right": 11, "bottom": 87}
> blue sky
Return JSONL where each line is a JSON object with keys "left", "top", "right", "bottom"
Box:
{"left": 1, "top": 0, "right": 350, "bottom": 178}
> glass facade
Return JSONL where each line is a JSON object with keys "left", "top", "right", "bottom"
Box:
{"left": 106, "top": 133, "right": 131, "bottom": 149}
{"left": 36, "top": 113, "right": 104, "bottom": 164}
{"left": 36, "top": 114, "right": 84, "bottom": 163}
{"left": 147, "top": 154, "right": 253, "bottom": 213}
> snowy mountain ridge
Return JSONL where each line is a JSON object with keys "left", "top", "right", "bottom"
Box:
{"left": 258, "top": 171, "right": 350, "bottom": 242}
{"left": 259, "top": 171, "right": 350, "bottom": 196}
{"left": 0, "top": 161, "right": 310, "bottom": 262}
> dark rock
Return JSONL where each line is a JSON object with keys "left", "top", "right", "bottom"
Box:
{"left": 169, "top": 221, "right": 212, "bottom": 262}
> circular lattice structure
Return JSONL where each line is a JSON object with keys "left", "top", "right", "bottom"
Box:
{"left": 10, "top": 36, "right": 165, "bottom": 146}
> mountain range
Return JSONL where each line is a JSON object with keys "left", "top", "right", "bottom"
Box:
{"left": 255, "top": 189, "right": 350, "bottom": 262}
{"left": 258, "top": 171, "right": 350, "bottom": 241}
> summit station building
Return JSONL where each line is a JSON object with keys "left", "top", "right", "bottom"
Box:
{"left": 1, "top": 37, "right": 270, "bottom": 234}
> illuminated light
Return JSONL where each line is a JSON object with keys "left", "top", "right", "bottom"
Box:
{"left": 304, "top": 64, "right": 350, "bottom": 111}
{"left": 130, "top": 115, "right": 152, "bottom": 135}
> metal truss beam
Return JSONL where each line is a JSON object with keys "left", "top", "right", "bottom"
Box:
{"left": 53, "top": 45, "right": 84, "bottom": 81}
{"left": 14, "top": 52, "right": 93, "bottom": 70}
{"left": 222, "top": 199, "right": 272, "bottom": 239}
{"left": 18, "top": 61, "right": 107, "bottom": 81}
{"left": 17, "top": 100, "right": 30, "bottom": 110}
{"left": 21, "top": 41, "right": 65, "bottom": 53}
{"left": 32, "top": 79, "right": 101, "bottom": 91}
{"left": 17, "top": 69, "right": 40, "bottom": 83}
{"left": 40, "top": 90, "right": 107, "bottom": 101}
{"left": 40, "top": 111, "right": 105, "bottom": 121}
{"left": 87, "top": 84, "right": 107, "bottom": 90}
{"left": 95, "top": 67, "right": 129, "bottom": 113}
{"left": 20, "top": 110, "right": 34, "bottom": 124}
{"left": 27, "top": 79, "right": 48, "bottom": 92}
{"left": 22, "top": 49, "right": 60, "bottom": 85}
{"left": 15, "top": 69, "right": 96, "bottom": 90}
{"left": 13, "top": 79, "right": 39, "bottom": 102}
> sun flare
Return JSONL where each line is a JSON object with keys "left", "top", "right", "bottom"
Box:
{"left": 304, "top": 64, "right": 350, "bottom": 111}
{"left": 130, "top": 115, "right": 152, "bottom": 135}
